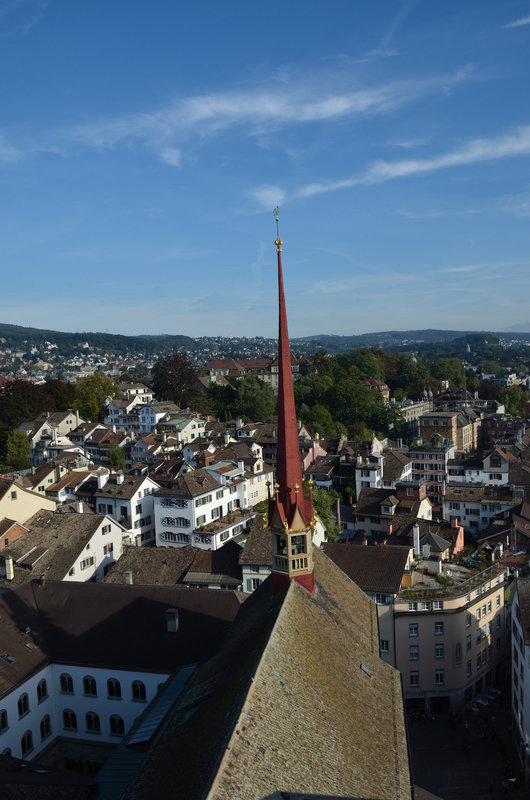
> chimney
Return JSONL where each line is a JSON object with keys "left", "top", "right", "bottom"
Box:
{"left": 413, "top": 524, "right": 420, "bottom": 555}
{"left": 97, "top": 471, "right": 109, "bottom": 489}
{"left": 116, "top": 472, "right": 124, "bottom": 485}
{"left": 125, "top": 571, "right": 133, "bottom": 585}
{"left": 238, "top": 460, "right": 245, "bottom": 474}
{"left": 5, "top": 556, "right": 14, "bottom": 581}
{"left": 451, "top": 517, "right": 458, "bottom": 529}
{"left": 77, "top": 501, "right": 83, "bottom": 514}
{"left": 166, "top": 608, "right": 179, "bottom": 633}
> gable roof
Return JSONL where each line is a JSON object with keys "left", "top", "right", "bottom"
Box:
{"left": 0, "top": 510, "right": 110, "bottom": 585}
{"left": 123, "top": 548, "right": 411, "bottom": 800}
{"left": 323, "top": 542, "right": 409, "bottom": 594}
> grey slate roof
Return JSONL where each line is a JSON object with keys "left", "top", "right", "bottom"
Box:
{"left": 238, "top": 515, "right": 272, "bottom": 567}
{"left": 323, "top": 542, "right": 409, "bottom": 594}
{"left": 0, "top": 510, "right": 108, "bottom": 586}
{"left": 123, "top": 548, "right": 411, "bottom": 800}
{"left": 0, "top": 580, "right": 243, "bottom": 691}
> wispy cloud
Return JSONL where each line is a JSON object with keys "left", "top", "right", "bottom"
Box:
{"left": 392, "top": 207, "right": 480, "bottom": 219}
{"left": 0, "top": 63, "right": 468, "bottom": 169}
{"left": 387, "top": 137, "right": 428, "bottom": 149}
{"left": 297, "top": 125, "right": 530, "bottom": 198}
{"left": 440, "top": 265, "right": 479, "bottom": 274}
{"left": 366, "top": 1, "right": 417, "bottom": 57}
{"left": 504, "top": 15, "right": 530, "bottom": 28}
{"left": 247, "top": 185, "right": 286, "bottom": 210}
{"left": 0, "top": 0, "right": 48, "bottom": 37}
{"left": 0, "top": 131, "right": 22, "bottom": 163}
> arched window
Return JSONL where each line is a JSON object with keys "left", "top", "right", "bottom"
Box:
{"left": 62, "top": 709, "right": 77, "bottom": 730}
{"left": 109, "top": 714, "right": 124, "bottom": 736}
{"left": 17, "top": 693, "right": 29, "bottom": 718}
{"left": 37, "top": 679, "right": 48, "bottom": 703}
{"left": 0, "top": 710, "right": 7, "bottom": 733}
{"left": 21, "top": 730, "right": 33, "bottom": 757}
{"left": 132, "top": 680, "right": 146, "bottom": 702}
{"left": 86, "top": 712, "right": 101, "bottom": 733}
{"left": 107, "top": 678, "right": 121, "bottom": 699}
{"left": 40, "top": 715, "right": 51, "bottom": 741}
{"left": 83, "top": 675, "right": 97, "bottom": 696}
{"left": 60, "top": 673, "right": 74, "bottom": 694}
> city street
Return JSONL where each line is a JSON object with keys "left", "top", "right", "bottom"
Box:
{"left": 409, "top": 696, "right": 525, "bottom": 799}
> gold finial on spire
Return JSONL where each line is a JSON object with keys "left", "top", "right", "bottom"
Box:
{"left": 273, "top": 206, "right": 282, "bottom": 252}
{"left": 294, "top": 483, "right": 300, "bottom": 494}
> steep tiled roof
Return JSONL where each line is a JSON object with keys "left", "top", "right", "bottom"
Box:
{"left": 0, "top": 510, "right": 107, "bottom": 585}
{"left": 125, "top": 548, "right": 411, "bottom": 800}
{"left": 104, "top": 545, "right": 198, "bottom": 585}
{"left": 94, "top": 474, "right": 155, "bottom": 501}
{"left": 154, "top": 468, "right": 221, "bottom": 498}
{"left": 323, "top": 542, "right": 409, "bottom": 594}
{"left": 382, "top": 450, "right": 411, "bottom": 481}
{"left": 239, "top": 516, "right": 272, "bottom": 566}
{"left": 0, "top": 580, "right": 243, "bottom": 688}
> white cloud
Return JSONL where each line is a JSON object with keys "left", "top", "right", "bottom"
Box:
{"left": 504, "top": 15, "right": 530, "bottom": 28}
{"left": 160, "top": 147, "right": 181, "bottom": 167}
{"left": 0, "top": 131, "right": 21, "bottom": 163}
{"left": 247, "top": 184, "right": 286, "bottom": 209}
{"left": 297, "top": 125, "right": 530, "bottom": 198}
{"left": 56, "top": 64, "right": 473, "bottom": 166}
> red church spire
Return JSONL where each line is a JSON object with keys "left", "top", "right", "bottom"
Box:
{"left": 273, "top": 210, "right": 311, "bottom": 526}
{"left": 268, "top": 208, "right": 315, "bottom": 593}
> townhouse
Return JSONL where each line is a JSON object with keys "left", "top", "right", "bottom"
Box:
{"left": 91, "top": 472, "right": 160, "bottom": 547}
{"left": 153, "top": 467, "right": 253, "bottom": 551}
{"left": 395, "top": 560, "right": 506, "bottom": 713}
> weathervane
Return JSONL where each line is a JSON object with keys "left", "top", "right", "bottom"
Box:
{"left": 273, "top": 206, "right": 282, "bottom": 250}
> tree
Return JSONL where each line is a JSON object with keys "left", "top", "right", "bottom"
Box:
{"left": 151, "top": 353, "right": 196, "bottom": 406}
{"left": 232, "top": 376, "right": 276, "bottom": 422}
{"left": 74, "top": 373, "right": 119, "bottom": 421}
{"left": 307, "top": 484, "right": 340, "bottom": 542}
{"left": 5, "top": 428, "right": 31, "bottom": 470}
{"left": 45, "top": 379, "right": 76, "bottom": 410}
{"left": 499, "top": 385, "right": 529, "bottom": 416}
{"left": 430, "top": 357, "right": 466, "bottom": 387}
{"left": 105, "top": 443, "right": 125, "bottom": 471}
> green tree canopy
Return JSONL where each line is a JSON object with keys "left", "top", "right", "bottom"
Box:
{"left": 105, "top": 442, "right": 125, "bottom": 471}
{"left": 74, "top": 373, "right": 119, "bottom": 421}
{"left": 232, "top": 376, "right": 276, "bottom": 422}
{"left": 5, "top": 428, "right": 31, "bottom": 470}
{"left": 151, "top": 353, "right": 196, "bottom": 406}
{"left": 499, "top": 385, "right": 529, "bottom": 416}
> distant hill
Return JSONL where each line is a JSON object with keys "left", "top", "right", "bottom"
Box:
{"left": 1, "top": 322, "right": 530, "bottom": 361}
{"left": 0, "top": 323, "right": 196, "bottom": 357}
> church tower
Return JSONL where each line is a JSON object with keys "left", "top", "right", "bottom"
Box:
{"left": 267, "top": 209, "right": 316, "bottom": 594}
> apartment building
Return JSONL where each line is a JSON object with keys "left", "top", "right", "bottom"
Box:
{"left": 395, "top": 561, "right": 506, "bottom": 714}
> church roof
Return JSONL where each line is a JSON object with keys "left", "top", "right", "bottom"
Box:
{"left": 123, "top": 548, "right": 411, "bottom": 800}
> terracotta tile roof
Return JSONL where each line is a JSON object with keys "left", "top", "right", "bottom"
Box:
{"left": 323, "top": 542, "right": 409, "bottom": 594}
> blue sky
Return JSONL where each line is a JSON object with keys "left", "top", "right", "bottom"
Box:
{"left": 1, "top": 1, "right": 530, "bottom": 338}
